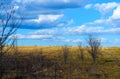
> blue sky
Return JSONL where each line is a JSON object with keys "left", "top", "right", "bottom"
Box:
{"left": 8, "top": 0, "right": 120, "bottom": 46}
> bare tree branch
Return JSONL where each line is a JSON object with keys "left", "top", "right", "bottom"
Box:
{"left": 86, "top": 35, "right": 101, "bottom": 63}
{"left": 0, "top": 1, "right": 22, "bottom": 78}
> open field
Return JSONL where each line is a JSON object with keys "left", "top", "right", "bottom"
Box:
{"left": 1, "top": 46, "right": 120, "bottom": 79}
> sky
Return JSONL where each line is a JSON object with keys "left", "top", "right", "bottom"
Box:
{"left": 4, "top": 0, "right": 120, "bottom": 46}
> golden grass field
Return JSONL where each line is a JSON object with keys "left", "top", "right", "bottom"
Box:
{"left": 3, "top": 46, "right": 120, "bottom": 79}
{"left": 16, "top": 46, "right": 120, "bottom": 59}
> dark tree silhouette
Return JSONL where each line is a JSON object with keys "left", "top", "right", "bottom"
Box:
{"left": 86, "top": 35, "right": 101, "bottom": 63}
{"left": 0, "top": 1, "right": 22, "bottom": 78}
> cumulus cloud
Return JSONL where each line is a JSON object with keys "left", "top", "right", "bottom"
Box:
{"left": 29, "top": 24, "right": 120, "bottom": 38}
{"left": 13, "top": 0, "right": 84, "bottom": 17}
{"left": 91, "top": 19, "right": 106, "bottom": 24}
{"left": 14, "top": 33, "right": 83, "bottom": 44}
{"left": 8, "top": 0, "right": 85, "bottom": 29}
{"left": 13, "top": 34, "right": 53, "bottom": 39}
{"left": 18, "top": 14, "right": 73, "bottom": 29}
{"left": 29, "top": 14, "right": 63, "bottom": 23}
{"left": 13, "top": 0, "right": 84, "bottom": 9}
{"left": 12, "top": 24, "right": 120, "bottom": 45}
{"left": 84, "top": 2, "right": 120, "bottom": 28}
{"left": 85, "top": 2, "right": 119, "bottom": 15}
{"left": 99, "top": 38, "right": 107, "bottom": 43}
{"left": 66, "top": 25, "right": 104, "bottom": 35}
{"left": 105, "top": 6, "right": 120, "bottom": 27}
{"left": 59, "top": 39, "right": 83, "bottom": 43}
{"left": 110, "top": 6, "right": 120, "bottom": 19}
{"left": 67, "top": 25, "right": 120, "bottom": 35}
{"left": 28, "top": 35, "right": 53, "bottom": 39}
{"left": 84, "top": 4, "right": 92, "bottom": 9}
{"left": 21, "top": 20, "right": 72, "bottom": 29}
{"left": 29, "top": 29, "right": 58, "bottom": 35}
{"left": 94, "top": 2, "right": 119, "bottom": 14}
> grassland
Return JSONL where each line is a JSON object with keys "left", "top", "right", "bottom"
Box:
{"left": 2, "top": 46, "right": 120, "bottom": 79}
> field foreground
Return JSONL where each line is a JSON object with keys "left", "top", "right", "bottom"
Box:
{"left": 2, "top": 46, "right": 120, "bottom": 79}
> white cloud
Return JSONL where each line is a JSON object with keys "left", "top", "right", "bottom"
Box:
{"left": 85, "top": 2, "right": 119, "bottom": 15}
{"left": 72, "top": 39, "right": 83, "bottom": 43}
{"left": 10, "top": 0, "right": 85, "bottom": 29}
{"left": 92, "top": 19, "right": 105, "bottom": 24}
{"left": 13, "top": 34, "right": 53, "bottom": 39}
{"left": 29, "top": 24, "right": 120, "bottom": 37}
{"left": 13, "top": 5, "right": 19, "bottom": 10}
{"left": 13, "top": 0, "right": 83, "bottom": 9}
{"left": 55, "top": 38, "right": 83, "bottom": 43}
{"left": 14, "top": 0, "right": 83, "bottom": 4}
{"left": 11, "top": 34, "right": 25, "bottom": 39}
{"left": 14, "top": 0, "right": 34, "bottom": 4}
{"left": 27, "top": 35, "right": 53, "bottom": 39}
{"left": 104, "top": 28, "right": 120, "bottom": 33}
{"left": 67, "top": 25, "right": 86, "bottom": 34}
{"left": 30, "top": 14, "right": 64, "bottom": 23}
{"left": 67, "top": 25, "right": 105, "bottom": 35}
{"left": 30, "top": 29, "right": 57, "bottom": 35}
{"left": 66, "top": 24, "right": 120, "bottom": 35}
{"left": 99, "top": 38, "right": 107, "bottom": 42}
{"left": 94, "top": 2, "right": 119, "bottom": 14}
{"left": 84, "top": 4, "right": 92, "bottom": 9}
{"left": 84, "top": 4, "right": 120, "bottom": 28}
{"left": 105, "top": 6, "right": 120, "bottom": 27}
{"left": 110, "top": 6, "right": 120, "bottom": 19}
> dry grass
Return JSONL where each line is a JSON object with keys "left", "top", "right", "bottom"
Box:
{"left": 3, "top": 46, "right": 120, "bottom": 79}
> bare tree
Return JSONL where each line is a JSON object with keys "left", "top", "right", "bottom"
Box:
{"left": 86, "top": 35, "right": 101, "bottom": 63}
{"left": 0, "top": 1, "right": 22, "bottom": 78}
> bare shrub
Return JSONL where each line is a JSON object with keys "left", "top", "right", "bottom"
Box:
{"left": 0, "top": 1, "right": 22, "bottom": 78}
{"left": 86, "top": 35, "right": 101, "bottom": 63}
